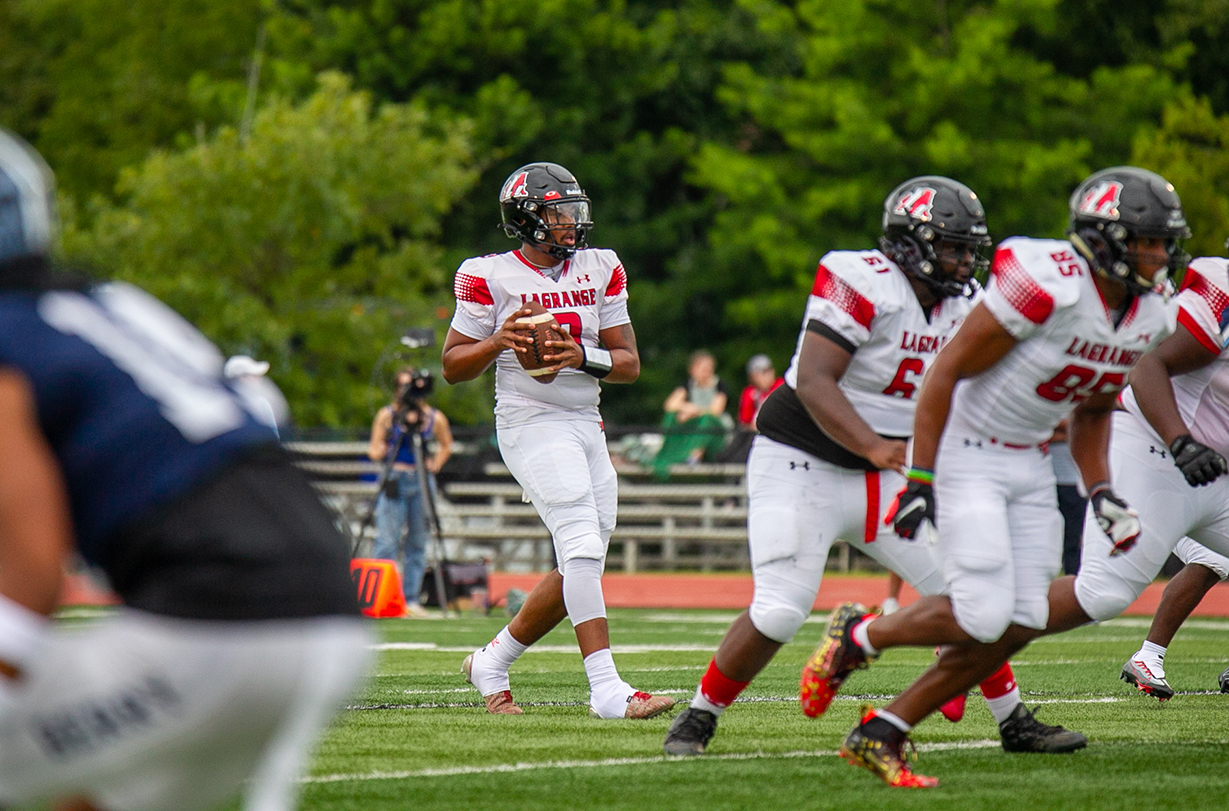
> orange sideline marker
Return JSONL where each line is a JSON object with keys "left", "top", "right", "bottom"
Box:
{"left": 350, "top": 559, "right": 408, "bottom": 618}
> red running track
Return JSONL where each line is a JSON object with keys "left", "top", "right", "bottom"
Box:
{"left": 489, "top": 572, "right": 1229, "bottom": 617}
{"left": 58, "top": 570, "right": 1229, "bottom": 617}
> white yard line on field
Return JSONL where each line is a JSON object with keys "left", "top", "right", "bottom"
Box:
{"left": 348, "top": 693, "right": 1158, "bottom": 711}
{"left": 374, "top": 643, "right": 723, "bottom": 653}
{"left": 301, "top": 739, "right": 1001, "bottom": 784}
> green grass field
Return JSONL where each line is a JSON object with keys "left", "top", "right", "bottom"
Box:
{"left": 298, "top": 609, "right": 1229, "bottom": 810}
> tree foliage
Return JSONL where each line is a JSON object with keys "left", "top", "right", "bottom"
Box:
{"left": 8, "top": 0, "right": 1229, "bottom": 426}
{"left": 678, "top": 0, "right": 1192, "bottom": 379}
{"left": 62, "top": 73, "right": 488, "bottom": 426}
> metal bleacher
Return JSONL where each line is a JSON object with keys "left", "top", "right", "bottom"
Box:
{"left": 289, "top": 437, "right": 865, "bottom": 574}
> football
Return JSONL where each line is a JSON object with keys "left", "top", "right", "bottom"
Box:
{"left": 514, "top": 300, "right": 562, "bottom": 384}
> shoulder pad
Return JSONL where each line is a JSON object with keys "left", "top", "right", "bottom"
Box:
{"left": 816, "top": 250, "right": 897, "bottom": 297}
{"left": 1181, "top": 257, "right": 1229, "bottom": 300}
{"left": 990, "top": 237, "right": 1084, "bottom": 320}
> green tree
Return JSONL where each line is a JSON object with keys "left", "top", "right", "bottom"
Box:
{"left": 61, "top": 73, "right": 488, "bottom": 426}
{"left": 1133, "top": 95, "right": 1229, "bottom": 261}
{"left": 0, "top": 0, "right": 265, "bottom": 200}
{"left": 264, "top": 0, "right": 790, "bottom": 423}
{"left": 670, "top": 0, "right": 1189, "bottom": 381}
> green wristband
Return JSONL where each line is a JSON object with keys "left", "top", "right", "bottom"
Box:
{"left": 906, "top": 467, "right": 935, "bottom": 485}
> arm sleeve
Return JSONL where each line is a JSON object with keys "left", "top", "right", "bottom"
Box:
{"left": 450, "top": 263, "right": 497, "bottom": 340}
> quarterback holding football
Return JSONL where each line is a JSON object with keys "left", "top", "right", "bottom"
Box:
{"left": 443, "top": 162, "right": 673, "bottom": 720}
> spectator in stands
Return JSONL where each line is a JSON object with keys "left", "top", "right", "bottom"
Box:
{"left": 737, "top": 354, "right": 783, "bottom": 432}
{"left": 368, "top": 366, "right": 453, "bottom": 617}
{"left": 718, "top": 354, "right": 784, "bottom": 463}
{"left": 223, "top": 354, "right": 289, "bottom": 438}
{"left": 653, "top": 350, "right": 732, "bottom": 478}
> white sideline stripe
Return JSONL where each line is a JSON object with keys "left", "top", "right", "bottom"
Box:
{"left": 301, "top": 740, "right": 1001, "bottom": 784}
{"left": 374, "top": 643, "right": 720, "bottom": 653}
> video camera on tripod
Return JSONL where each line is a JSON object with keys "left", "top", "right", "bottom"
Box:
{"left": 393, "top": 368, "right": 434, "bottom": 430}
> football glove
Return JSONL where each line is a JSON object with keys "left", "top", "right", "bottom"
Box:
{"left": 1169, "top": 434, "right": 1228, "bottom": 488}
{"left": 1089, "top": 484, "right": 1141, "bottom": 556}
{"left": 890, "top": 471, "right": 936, "bottom": 540}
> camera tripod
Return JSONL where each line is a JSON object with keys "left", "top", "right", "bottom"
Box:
{"left": 353, "top": 416, "right": 452, "bottom": 617}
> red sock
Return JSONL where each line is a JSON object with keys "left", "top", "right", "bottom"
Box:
{"left": 979, "top": 662, "right": 1017, "bottom": 699}
{"left": 699, "top": 659, "right": 750, "bottom": 708}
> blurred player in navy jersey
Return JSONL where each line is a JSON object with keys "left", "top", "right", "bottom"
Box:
{"left": 0, "top": 128, "right": 371, "bottom": 811}
{"left": 444, "top": 162, "right": 672, "bottom": 719}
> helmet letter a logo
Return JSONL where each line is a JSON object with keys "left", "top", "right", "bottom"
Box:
{"left": 504, "top": 172, "right": 530, "bottom": 200}
{"left": 894, "top": 187, "right": 936, "bottom": 222}
{"left": 1078, "top": 181, "right": 1123, "bottom": 220}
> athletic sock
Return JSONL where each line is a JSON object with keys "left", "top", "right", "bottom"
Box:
{"left": 1138, "top": 641, "right": 1168, "bottom": 676}
{"left": 986, "top": 688, "right": 1022, "bottom": 725}
{"left": 584, "top": 648, "right": 635, "bottom": 718}
{"left": 852, "top": 617, "right": 879, "bottom": 657}
{"left": 690, "top": 659, "right": 750, "bottom": 717}
{"left": 467, "top": 626, "right": 527, "bottom": 695}
{"left": 980, "top": 662, "right": 1021, "bottom": 724}
{"left": 485, "top": 626, "right": 528, "bottom": 672}
{"left": 875, "top": 709, "right": 912, "bottom": 733}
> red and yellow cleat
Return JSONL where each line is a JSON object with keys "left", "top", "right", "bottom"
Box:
{"left": 840, "top": 706, "right": 938, "bottom": 789}
{"left": 799, "top": 602, "right": 876, "bottom": 718}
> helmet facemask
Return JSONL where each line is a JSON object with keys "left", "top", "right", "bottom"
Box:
{"left": 519, "top": 198, "right": 592, "bottom": 260}
{"left": 880, "top": 226, "right": 991, "bottom": 298}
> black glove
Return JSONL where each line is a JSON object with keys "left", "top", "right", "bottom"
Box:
{"left": 1089, "top": 484, "right": 1141, "bottom": 556}
{"left": 891, "top": 476, "right": 936, "bottom": 540}
{"left": 1169, "top": 434, "right": 1228, "bottom": 487}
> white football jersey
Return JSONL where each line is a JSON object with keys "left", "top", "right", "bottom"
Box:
{"left": 1120, "top": 256, "right": 1229, "bottom": 456}
{"left": 782, "top": 249, "right": 978, "bottom": 436}
{"left": 450, "top": 248, "right": 631, "bottom": 425}
{"left": 948, "top": 236, "right": 1177, "bottom": 446}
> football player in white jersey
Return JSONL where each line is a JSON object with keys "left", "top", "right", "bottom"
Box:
{"left": 1057, "top": 249, "right": 1229, "bottom": 699}
{"left": 443, "top": 163, "right": 673, "bottom": 720}
{"left": 663, "top": 177, "right": 1061, "bottom": 756}
{"left": 801, "top": 166, "right": 1188, "bottom": 787}
{"left": 1120, "top": 539, "right": 1229, "bottom": 700}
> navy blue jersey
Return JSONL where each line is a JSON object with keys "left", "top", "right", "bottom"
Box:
{"left": 0, "top": 281, "right": 278, "bottom": 566}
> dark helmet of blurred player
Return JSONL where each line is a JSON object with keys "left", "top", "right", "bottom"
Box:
{"left": 880, "top": 176, "right": 992, "bottom": 298}
{"left": 498, "top": 162, "right": 593, "bottom": 260}
{"left": 1068, "top": 166, "right": 1191, "bottom": 296}
{"left": 0, "top": 128, "right": 56, "bottom": 269}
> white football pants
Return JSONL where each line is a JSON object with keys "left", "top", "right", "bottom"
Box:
{"left": 746, "top": 436, "right": 945, "bottom": 643}
{"left": 1076, "top": 412, "right": 1229, "bottom": 620}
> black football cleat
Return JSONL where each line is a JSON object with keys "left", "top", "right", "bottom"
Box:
{"left": 1219, "top": 665, "right": 1229, "bottom": 694}
{"left": 662, "top": 706, "right": 719, "bottom": 756}
{"left": 998, "top": 704, "right": 1088, "bottom": 753}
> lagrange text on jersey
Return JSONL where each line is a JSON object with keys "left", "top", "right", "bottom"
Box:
{"left": 519, "top": 289, "right": 599, "bottom": 308}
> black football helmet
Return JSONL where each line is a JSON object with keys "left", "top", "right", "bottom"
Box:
{"left": 1067, "top": 166, "right": 1191, "bottom": 295}
{"left": 879, "top": 176, "right": 991, "bottom": 298}
{"left": 0, "top": 128, "right": 56, "bottom": 268}
{"left": 498, "top": 163, "right": 592, "bottom": 260}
